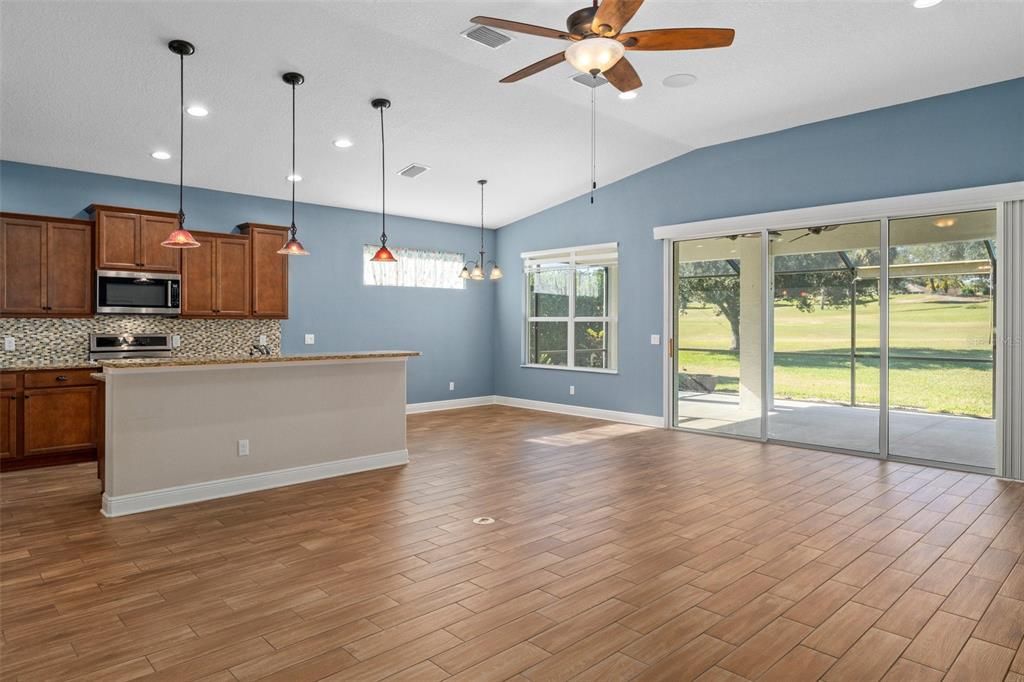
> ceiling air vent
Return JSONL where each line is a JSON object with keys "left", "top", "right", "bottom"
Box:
{"left": 462, "top": 24, "right": 512, "bottom": 49}
{"left": 397, "top": 163, "right": 431, "bottom": 179}
{"left": 571, "top": 73, "right": 608, "bottom": 88}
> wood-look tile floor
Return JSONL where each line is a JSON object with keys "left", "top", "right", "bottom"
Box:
{"left": 2, "top": 405, "right": 1023, "bottom": 681}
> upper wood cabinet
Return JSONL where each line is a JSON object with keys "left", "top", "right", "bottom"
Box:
{"left": 89, "top": 205, "right": 181, "bottom": 273}
{"left": 238, "top": 224, "right": 289, "bottom": 318}
{"left": 0, "top": 213, "right": 92, "bottom": 317}
{"left": 181, "top": 231, "right": 250, "bottom": 317}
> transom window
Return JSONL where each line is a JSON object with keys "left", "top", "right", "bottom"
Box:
{"left": 523, "top": 243, "right": 618, "bottom": 371}
{"left": 363, "top": 245, "right": 465, "bottom": 289}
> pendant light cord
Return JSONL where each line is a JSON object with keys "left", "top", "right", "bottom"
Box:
{"left": 290, "top": 79, "right": 297, "bottom": 237}
{"left": 379, "top": 105, "right": 387, "bottom": 246}
{"left": 178, "top": 51, "right": 185, "bottom": 226}
{"left": 590, "top": 80, "right": 596, "bottom": 205}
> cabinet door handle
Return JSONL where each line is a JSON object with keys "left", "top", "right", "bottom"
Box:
{"left": 56, "top": 375, "right": 69, "bottom": 382}
{"left": 8, "top": 395, "right": 14, "bottom": 401}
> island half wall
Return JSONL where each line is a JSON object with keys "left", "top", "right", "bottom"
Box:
{"left": 98, "top": 353, "right": 418, "bottom": 516}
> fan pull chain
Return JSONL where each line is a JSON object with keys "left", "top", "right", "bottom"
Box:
{"left": 590, "top": 78, "right": 597, "bottom": 205}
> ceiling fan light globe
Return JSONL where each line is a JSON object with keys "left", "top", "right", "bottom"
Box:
{"left": 565, "top": 37, "right": 624, "bottom": 75}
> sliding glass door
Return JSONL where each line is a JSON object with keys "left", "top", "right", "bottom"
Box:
{"left": 669, "top": 207, "right": 999, "bottom": 474}
{"left": 768, "top": 222, "right": 881, "bottom": 453}
{"left": 673, "top": 234, "right": 763, "bottom": 438}
{"left": 887, "top": 210, "right": 997, "bottom": 470}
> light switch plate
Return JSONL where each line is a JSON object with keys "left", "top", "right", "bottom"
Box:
{"left": 3, "top": 337, "right": 14, "bottom": 352}
{"left": 171, "top": 334, "right": 181, "bottom": 349}
{"left": 237, "top": 439, "right": 250, "bottom": 456}
{"left": 259, "top": 334, "right": 268, "bottom": 345}
{"left": 569, "top": 385, "right": 575, "bottom": 396}
{"left": 304, "top": 334, "right": 315, "bottom": 345}
{"left": 449, "top": 381, "right": 455, "bottom": 391}
{"left": 650, "top": 334, "right": 660, "bottom": 345}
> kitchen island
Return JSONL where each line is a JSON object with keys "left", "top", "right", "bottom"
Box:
{"left": 96, "top": 352, "right": 419, "bottom": 516}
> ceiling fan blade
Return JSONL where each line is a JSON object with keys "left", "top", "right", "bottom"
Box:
{"left": 592, "top": 0, "right": 645, "bottom": 36}
{"left": 471, "top": 16, "right": 573, "bottom": 41}
{"left": 619, "top": 28, "right": 735, "bottom": 51}
{"left": 603, "top": 57, "right": 642, "bottom": 93}
{"left": 499, "top": 52, "right": 566, "bottom": 83}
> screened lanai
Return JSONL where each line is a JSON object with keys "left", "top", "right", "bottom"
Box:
{"left": 673, "top": 209, "right": 997, "bottom": 472}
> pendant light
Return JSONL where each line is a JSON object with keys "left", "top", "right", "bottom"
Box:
{"left": 370, "top": 98, "right": 397, "bottom": 262}
{"left": 460, "top": 179, "right": 502, "bottom": 281}
{"left": 161, "top": 40, "right": 201, "bottom": 249}
{"left": 277, "top": 72, "right": 310, "bottom": 256}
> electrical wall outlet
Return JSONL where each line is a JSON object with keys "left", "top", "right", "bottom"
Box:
{"left": 569, "top": 385, "right": 575, "bottom": 396}
{"left": 449, "top": 381, "right": 455, "bottom": 391}
{"left": 650, "top": 334, "right": 660, "bottom": 345}
{"left": 304, "top": 334, "right": 315, "bottom": 345}
{"left": 171, "top": 334, "right": 181, "bottom": 349}
{"left": 259, "top": 334, "right": 268, "bottom": 345}
{"left": 237, "top": 439, "right": 250, "bottom": 456}
{"left": 3, "top": 337, "right": 14, "bottom": 352}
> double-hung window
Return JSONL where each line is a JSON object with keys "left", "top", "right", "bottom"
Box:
{"left": 523, "top": 243, "right": 618, "bottom": 372}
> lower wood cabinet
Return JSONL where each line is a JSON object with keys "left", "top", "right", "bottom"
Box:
{"left": 1, "top": 390, "right": 16, "bottom": 460}
{"left": 0, "top": 370, "right": 103, "bottom": 472}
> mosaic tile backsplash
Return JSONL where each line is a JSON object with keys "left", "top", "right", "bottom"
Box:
{"left": 0, "top": 316, "right": 281, "bottom": 368}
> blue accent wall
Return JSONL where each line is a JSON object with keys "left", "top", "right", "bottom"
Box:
{"left": 493, "top": 77, "right": 1024, "bottom": 418}
{"left": 0, "top": 161, "right": 496, "bottom": 404}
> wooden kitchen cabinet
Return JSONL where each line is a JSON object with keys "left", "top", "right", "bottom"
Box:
{"left": 181, "top": 231, "right": 250, "bottom": 317}
{"left": 1, "top": 389, "right": 16, "bottom": 460}
{"left": 238, "top": 223, "right": 289, "bottom": 318}
{"left": 1, "top": 370, "right": 103, "bottom": 472}
{"left": 23, "top": 386, "right": 98, "bottom": 458}
{"left": 0, "top": 213, "right": 92, "bottom": 317}
{"left": 89, "top": 205, "right": 181, "bottom": 273}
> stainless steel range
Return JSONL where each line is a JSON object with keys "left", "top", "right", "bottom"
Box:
{"left": 89, "top": 333, "right": 173, "bottom": 361}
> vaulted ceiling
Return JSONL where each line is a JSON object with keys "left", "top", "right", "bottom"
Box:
{"left": 2, "top": 1, "right": 1021, "bottom": 227}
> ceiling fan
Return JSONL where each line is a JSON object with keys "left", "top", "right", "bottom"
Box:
{"left": 728, "top": 231, "right": 782, "bottom": 241}
{"left": 471, "top": 0, "right": 735, "bottom": 92}
{"left": 789, "top": 225, "right": 841, "bottom": 243}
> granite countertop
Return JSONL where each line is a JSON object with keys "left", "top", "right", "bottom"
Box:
{"left": 3, "top": 361, "right": 99, "bottom": 372}
{"left": 97, "top": 351, "right": 421, "bottom": 370}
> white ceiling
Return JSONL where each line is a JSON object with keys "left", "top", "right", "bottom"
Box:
{"left": 2, "top": 1, "right": 1022, "bottom": 228}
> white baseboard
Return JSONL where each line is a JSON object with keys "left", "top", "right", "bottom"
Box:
{"left": 406, "top": 395, "right": 497, "bottom": 414}
{"left": 101, "top": 449, "right": 409, "bottom": 517}
{"left": 493, "top": 396, "right": 663, "bottom": 428}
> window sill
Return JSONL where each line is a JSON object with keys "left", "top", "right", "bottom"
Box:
{"left": 520, "top": 364, "right": 618, "bottom": 375}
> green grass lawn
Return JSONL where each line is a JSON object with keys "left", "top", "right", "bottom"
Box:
{"left": 677, "top": 294, "right": 994, "bottom": 417}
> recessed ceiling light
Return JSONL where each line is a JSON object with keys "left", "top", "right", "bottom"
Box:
{"left": 151, "top": 150, "right": 171, "bottom": 160}
{"left": 913, "top": 0, "right": 942, "bottom": 7}
{"left": 663, "top": 73, "right": 698, "bottom": 88}
{"left": 186, "top": 104, "right": 208, "bottom": 117}
{"left": 618, "top": 90, "right": 638, "bottom": 100}
{"left": 333, "top": 138, "right": 353, "bottom": 149}
{"left": 287, "top": 174, "right": 302, "bottom": 182}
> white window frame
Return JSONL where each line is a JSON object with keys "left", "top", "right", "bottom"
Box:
{"left": 521, "top": 242, "right": 619, "bottom": 374}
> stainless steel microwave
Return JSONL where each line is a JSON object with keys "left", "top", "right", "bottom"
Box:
{"left": 96, "top": 270, "right": 181, "bottom": 315}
